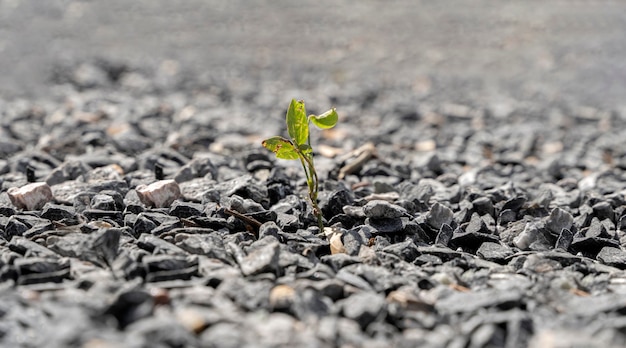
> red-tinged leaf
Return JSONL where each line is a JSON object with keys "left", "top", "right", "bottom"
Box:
{"left": 262, "top": 136, "right": 299, "bottom": 160}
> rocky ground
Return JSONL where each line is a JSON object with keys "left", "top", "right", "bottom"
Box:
{"left": 2, "top": 1, "right": 626, "bottom": 347}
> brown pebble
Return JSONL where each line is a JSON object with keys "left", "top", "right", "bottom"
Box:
{"left": 150, "top": 287, "right": 170, "bottom": 305}
{"left": 7, "top": 182, "right": 54, "bottom": 210}
{"left": 269, "top": 284, "right": 296, "bottom": 310}
{"left": 176, "top": 308, "right": 208, "bottom": 334}
{"left": 136, "top": 179, "right": 181, "bottom": 208}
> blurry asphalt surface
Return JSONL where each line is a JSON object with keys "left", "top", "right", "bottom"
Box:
{"left": 1, "top": 0, "right": 625, "bottom": 109}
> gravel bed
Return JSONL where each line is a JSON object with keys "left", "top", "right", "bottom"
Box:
{"left": 1, "top": 59, "right": 626, "bottom": 348}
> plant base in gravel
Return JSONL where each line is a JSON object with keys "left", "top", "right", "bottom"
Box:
{"left": 262, "top": 99, "right": 338, "bottom": 232}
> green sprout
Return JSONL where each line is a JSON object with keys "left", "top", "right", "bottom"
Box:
{"left": 262, "top": 99, "right": 339, "bottom": 232}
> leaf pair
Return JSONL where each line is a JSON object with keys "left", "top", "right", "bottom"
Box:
{"left": 262, "top": 99, "right": 338, "bottom": 160}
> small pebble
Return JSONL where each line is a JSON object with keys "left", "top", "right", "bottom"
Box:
{"left": 136, "top": 179, "right": 181, "bottom": 208}
{"left": 7, "top": 182, "right": 54, "bottom": 211}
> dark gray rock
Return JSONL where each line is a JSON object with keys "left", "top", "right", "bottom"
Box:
{"left": 512, "top": 221, "right": 553, "bottom": 251}
{"left": 133, "top": 211, "right": 180, "bottom": 236}
{"left": 451, "top": 214, "right": 500, "bottom": 251}
{"left": 476, "top": 242, "right": 513, "bottom": 263}
{"left": 45, "top": 160, "right": 91, "bottom": 185}
{"left": 592, "top": 201, "right": 615, "bottom": 222}
{"left": 137, "top": 234, "right": 187, "bottom": 255}
{"left": 217, "top": 277, "right": 273, "bottom": 311}
{"left": 91, "top": 193, "right": 118, "bottom": 211}
{"left": 143, "top": 254, "right": 199, "bottom": 282}
{"left": 545, "top": 207, "right": 574, "bottom": 236}
{"left": 14, "top": 257, "right": 71, "bottom": 285}
{"left": 555, "top": 228, "right": 574, "bottom": 251}
{"left": 435, "top": 289, "right": 522, "bottom": 314}
{"left": 498, "top": 209, "right": 517, "bottom": 226}
{"left": 471, "top": 196, "right": 495, "bottom": 217}
{"left": 321, "top": 253, "right": 361, "bottom": 271}
{"left": 40, "top": 203, "right": 77, "bottom": 222}
{"left": 176, "top": 233, "right": 233, "bottom": 264}
{"left": 239, "top": 241, "right": 280, "bottom": 276}
{"left": 103, "top": 289, "right": 154, "bottom": 329}
{"left": 169, "top": 200, "right": 204, "bottom": 218}
{"left": 258, "top": 221, "right": 281, "bottom": 240}
{"left": 501, "top": 196, "right": 527, "bottom": 212}
{"left": 425, "top": 202, "right": 454, "bottom": 231}
{"left": 321, "top": 188, "right": 354, "bottom": 218}
{"left": 8, "top": 236, "right": 58, "bottom": 258}
{"left": 341, "top": 292, "right": 386, "bottom": 329}
{"left": 363, "top": 200, "right": 407, "bottom": 219}
{"left": 435, "top": 223, "right": 454, "bottom": 246}
{"left": 174, "top": 156, "right": 218, "bottom": 182}
{"left": 366, "top": 217, "right": 406, "bottom": 234}
{"left": 5, "top": 215, "right": 53, "bottom": 241}
{"left": 342, "top": 228, "right": 369, "bottom": 256}
{"left": 596, "top": 247, "right": 626, "bottom": 269}
{"left": 382, "top": 240, "right": 420, "bottom": 262}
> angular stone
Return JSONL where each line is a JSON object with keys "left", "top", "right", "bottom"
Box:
{"left": 435, "top": 224, "right": 454, "bottom": 247}
{"left": 239, "top": 241, "right": 280, "bottom": 276}
{"left": 381, "top": 240, "right": 420, "bottom": 262}
{"left": 14, "top": 257, "right": 71, "bottom": 285}
{"left": 7, "top": 182, "right": 53, "bottom": 210}
{"left": 175, "top": 233, "right": 233, "bottom": 264}
{"left": 174, "top": 156, "right": 218, "bottom": 183}
{"left": 545, "top": 207, "right": 573, "bottom": 236}
{"left": 341, "top": 292, "right": 386, "bottom": 329}
{"left": 501, "top": 196, "right": 527, "bottom": 212}
{"left": 426, "top": 203, "right": 454, "bottom": 230}
{"left": 366, "top": 217, "right": 405, "bottom": 234}
{"left": 363, "top": 200, "right": 407, "bottom": 219}
{"left": 5, "top": 215, "right": 54, "bottom": 241}
{"left": 143, "top": 255, "right": 199, "bottom": 282}
{"left": 40, "top": 203, "right": 76, "bottom": 222}
{"left": 136, "top": 179, "right": 181, "bottom": 208}
{"left": 8, "top": 236, "right": 58, "bottom": 258}
{"left": 592, "top": 201, "right": 615, "bottom": 221}
{"left": 513, "top": 222, "right": 551, "bottom": 251}
{"left": 90, "top": 194, "right": 117, "bottom": 211}
{"left": 138, "top": 234, "right": 188, "bottom": 255}
{"left": 498, "top": 209, "right": 517, "bottom": 226}
{"left": 169, "top": 200, "right": 204, "bottom": 218}
{"left": 555, "top": 228, "right": 574, "bottom": 251}
{"left": 435, "top": 289, "right": 522, "bottom": 314}
{"left": 321, "top": 188, "right": 354, "bottom": 218}
{"left": 597, "top": 247, "right": 626, "bottom": 269}
{"left": 471, "top": 196, "right": 495, "bottom": 217}
{"left": 465, "top": 213, "right": 493, "bottom": 234}
{"left": 44, "top": 160, "right": 91, "bottom": 185}
{"left": 476, "top": 242, "right": 513, "bottom": 263}
{"left": 103, "top": 289, "right": 154, "bottom": 329}
{"left": 585, "top": 218, "right": 612, "bottom": 239}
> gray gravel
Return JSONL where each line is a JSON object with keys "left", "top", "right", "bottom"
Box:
{"left": 1, "top": 1, "right": 626, "bottom": 348}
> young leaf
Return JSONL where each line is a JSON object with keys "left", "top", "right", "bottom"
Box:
{"left": 286, "top": 99, "right": 309, "bottom": 146}
{"left": 262, "top": 136, "right": 299, "bottom": 160}
{"left": 298, "top": 144, "right": 313, "bottom": 156}
{"left": 309, "top": 108, "right": 338, "bottom": 129}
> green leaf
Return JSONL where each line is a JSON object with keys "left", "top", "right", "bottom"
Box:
{"left": 309, "top": 108, "right": 338, "bottom": 129}
{"left": 298, "top": 144, "right": 313, "bottom": 155}
{"left": 262, "top": 136, "right": 299, "bottom": 160}
{"left": 286, "top": 99, "right": 309, "bottom": 146}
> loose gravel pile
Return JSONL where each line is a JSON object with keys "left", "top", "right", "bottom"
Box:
{"left": 2, "top": 60, "right": 626, "bottom": 348}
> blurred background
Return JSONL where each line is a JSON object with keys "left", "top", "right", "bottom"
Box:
{"left": 1, "top": 0, "right": 625, "bottom": 109}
